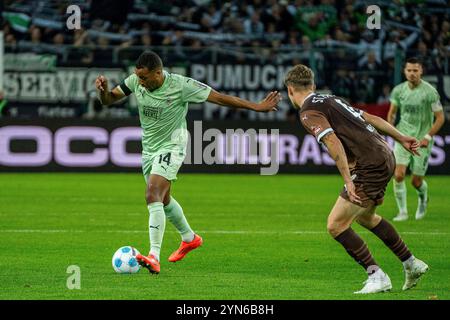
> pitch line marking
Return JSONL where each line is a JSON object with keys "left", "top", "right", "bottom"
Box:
{"left": 0, "top": 229, "right": 449, "bottom": 236}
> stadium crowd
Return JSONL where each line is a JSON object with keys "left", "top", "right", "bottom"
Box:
{"left": 2, "top": 0, "right": 449, "bottom": 110}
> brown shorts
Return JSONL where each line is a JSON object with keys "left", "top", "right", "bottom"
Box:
{"left": 340, "top": 154, "right": 395, "bottom": 208}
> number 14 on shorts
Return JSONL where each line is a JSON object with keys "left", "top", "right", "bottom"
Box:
{"left": 158, "top": 153, "right": 171, "bottom": 166}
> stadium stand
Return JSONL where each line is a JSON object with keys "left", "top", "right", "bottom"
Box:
{"left": 1, "top": 0, "right": 449, "bottom": 119}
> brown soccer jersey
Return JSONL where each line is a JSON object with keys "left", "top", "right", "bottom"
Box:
{"left": 300, "top": 93, "right": 395, "bottom": 206}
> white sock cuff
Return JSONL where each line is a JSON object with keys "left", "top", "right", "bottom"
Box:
{"left": 163, "top": 196, "right": 176, "bottom": 210}
{"left": 417, "top": 180, "right": 428, "bottom": 192}
{"left": 394, "top": 180, "right": 406, "bottom": 189}
{"left": 403, "top": 255, "right": 415, "bottom": 267}
{"left": 148, "top": 202, "right": 164, "bottom": 211}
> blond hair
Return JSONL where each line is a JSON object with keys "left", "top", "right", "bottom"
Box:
{"left": 284, "top": 64, "right": 315, "bottom": 91}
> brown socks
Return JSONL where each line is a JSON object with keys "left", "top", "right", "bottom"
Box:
{"left": 334, "top": 228, "right": 379, "bottom": 275}
{"left": 370, "top": 218, "right": 412, "bottom": 262}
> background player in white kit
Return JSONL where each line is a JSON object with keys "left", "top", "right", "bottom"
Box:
{"left": 95, "top": 51, "right": 281, "bottom": 274}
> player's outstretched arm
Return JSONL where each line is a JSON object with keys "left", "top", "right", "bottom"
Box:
{"left": 321, "top": 132, "right": 361, "bottom": 204}
{"left": 363, "top": 112, "right": 420, "bottom": 156}
{"left": 387, "top": 103, "right": 397, "bottom": 125}
{"left": 206, "top": 89, "right": 281, "bottom": 112}
{"left": 95, "top": 75, "right": 126, "bottom": 106}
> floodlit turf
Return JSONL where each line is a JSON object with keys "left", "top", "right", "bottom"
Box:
{"left": 0, "top": 173, "right": 449, "bottom": 300}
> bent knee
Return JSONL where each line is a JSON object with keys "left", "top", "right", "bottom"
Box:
{"left": 394, "top": 165, "right": 407, "bottom": 182}
{"left": 411, "top": 176, "right": 423, "bottom": 189}
{"left": 356, "top": 214, "right": 382, "bottom": 229}
{"left": 145, "top": 184, "right": 165, "bottom": 204}
{"left": 394, "top": 172, "right": 406, "bottom": 182}
{"left": 327, "top": 222, "right": 348, "bottom": 238}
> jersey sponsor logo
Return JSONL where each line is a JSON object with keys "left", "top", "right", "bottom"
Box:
{"left": 143, "top": 106, "right": 162, "bottom": 120}
{"left": 404, "top": 104, "right": 419, "bottom": 114}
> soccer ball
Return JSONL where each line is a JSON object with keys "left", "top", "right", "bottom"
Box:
{"left": 112, "top": 246, "right": 141, "bottom": 274}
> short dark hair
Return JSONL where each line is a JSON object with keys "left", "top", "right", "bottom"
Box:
{"left": 136, "top": 51, "right": 163, "bottom": 71}
{"left": 284, "top": 64, "right": 315, "bottom": 90}
{"left": 405, "top": 57, "right": 422, "bottom": 66}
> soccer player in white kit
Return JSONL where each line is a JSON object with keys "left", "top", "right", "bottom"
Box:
{"left": 95, "top": 51, "right": 281, "bottom": 274}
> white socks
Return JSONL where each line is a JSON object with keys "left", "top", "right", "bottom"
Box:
{"left": 394, "top": 180, "right": 408, "bottom": 214}
{"left": 148, "top": 202, "right": 166, "bottom": 261}
{"left": 147, "top": 198, "right": 195, "bottom": 261}
{"left": 164, "top": 197, "right": 195, "bottom": 243}
{"left": 416, "top": 180, "right": 428, "bottom": 202}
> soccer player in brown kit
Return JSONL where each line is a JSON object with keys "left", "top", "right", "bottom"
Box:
{"left": 284, "top": 64, "right": 429, "bottom": 294}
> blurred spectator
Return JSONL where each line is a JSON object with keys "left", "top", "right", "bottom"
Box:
{"left": 282, "top": 30, "right": 301, "bottom": 48}
{"left": 178, "top": 6, "right": 196, "bottom": 24}
{"left": 73, "top": 29, "right": 89, "bottom": 46}
{"left": 201, "top": 3, "right": 223, "bottom": 31}
{"left": 222, "top": 13, "right": 244, "bottom": 34}
{"left": 80, "top": 51, "right": 94, "bottom": 66}
{"left": 356, "top": 30, "right": 383, "bottom": 65}
{"left": 415, "top": 40, "right": 434, "bottom": 69}
{"left": 162, "top": 30, "right": 187, "bottom": 60}
{"left": 94, "top": 37, "right": 113, "bottom": 67}
{"left": 355, "top": 73, "right": 377, "bottom": 104}
{"left": 261, "top": 2, "right": 293, "bottom": 33}
{"left": 244, "top": 10, "right": 264, "bottom": 36}
{"left": 5, "top": 33, "right": 17, "bottom": 46}
{"left": 384, "top": 29, "right": 419, "bottom": 61}
{"left": 294, "top": 0, "right": 337, "bottom": 41}
{"left": 30, "top": 26, "right": 42, "bottom": 44}
{"left": 185, "top": 39, "right": 210, "bottom": 63}
{"left": 359, "top": 51, "right": 382, "bottom": 101}
{"left": 331, "top": 69, "right": 356, "bottom": 102}
{"left": 383, "top": 58, "right": 397, "bottom": 87}
{"left": 2, "top": 0, "right": 449, "bottom": 118}
{"left": 162, "top": 30, "right": 185, "bottom": 46}
{"left": 359, "top": 51, "right": 381, "bottom": 71}
{"left": 53, "top": 33, "right": 65, "bottom": 45}
{"left": 377, "top": 84, "right": 392, "bottom": 105}
{"left": 140, "top": 33, "right": 153, "bottom": 47}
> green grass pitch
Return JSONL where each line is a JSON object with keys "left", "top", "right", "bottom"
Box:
{"left": 0, "top": 173, "right": 449, "bottom": 300}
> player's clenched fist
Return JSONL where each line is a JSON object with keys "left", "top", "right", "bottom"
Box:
{"left": 95, "top": 75, "right": 108, "bottom": 92}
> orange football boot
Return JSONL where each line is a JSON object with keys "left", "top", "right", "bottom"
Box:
{"left": 136, "top": 253, "right": 160, "bottom": 274}
{"left": 168, "top": 234, "right": 203, "bottom": 262}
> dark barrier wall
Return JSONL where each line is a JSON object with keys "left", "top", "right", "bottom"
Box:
{"left": 1, "top": 119, "right": 450, "bottom": 174}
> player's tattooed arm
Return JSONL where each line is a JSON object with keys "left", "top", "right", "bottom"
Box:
{"left": 322, "top": 133, "right": 361, "bottom": 204}
{"left": 95, "top": 75, "right": 126, "bottom": 106}
{"left": 362, "top": 112, "right": 420, "bottom": 155}
{"left": 207, "top": 89, "right": 281, "bottom": 112}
